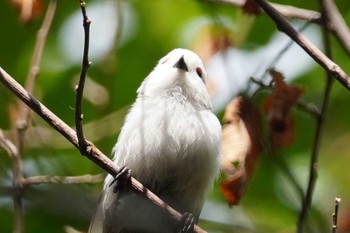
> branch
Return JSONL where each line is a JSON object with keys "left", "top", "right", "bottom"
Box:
{"left": 206, "top": 0, "right": 321, "bottom": 23}
{"left": 208, "top": 0, "right": 350, "bottom": 62}
{"left": 0, "top": 67, "right": 207, "bottom": 233}
{"left": 0, "top": 130, "right": 18, "bottom": 158}
{"left": 332, "top": 197, "right": 341, "bottom": 233}
{"left": 321, "top": 0, "right": 350, "bottom": 58}
{"left": 75, "top": 0, "right": 91, "bottom": 151}
{"left": 16, "top": 0, "right": 57, "bottom": 138}
{"left": 74, "top": 3, "right": 205, "bottom": 231}
{"left": 22, "top": 174, "right": 104, "bottom": 186}
{"left": 250, "top": 78, "right": 321, "bottom": 118}
{"left": 0, "top": 129, "right": 23, "bottom": 233}
{"left": 297, "top": 1, "right": 334, "bottom": 231}
{"left": 11, "top": 3, "right": 57, "bottom": 232}
{"left": 253, "top": 0, "right": 350, "bottom": 91}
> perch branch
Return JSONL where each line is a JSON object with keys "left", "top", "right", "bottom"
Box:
{"left": 0, "top": 67, "right": 207, "bottom": 233}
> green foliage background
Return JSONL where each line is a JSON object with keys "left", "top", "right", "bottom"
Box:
{"left": 1, "top": 0, "right": 350, "bottom": 232}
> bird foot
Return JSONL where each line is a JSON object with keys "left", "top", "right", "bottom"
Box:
{"left": 174, "top": 212, "right": 195, "bottom": 233}
{"left": 109, "top": 166, "right": 132, "bottom": 193}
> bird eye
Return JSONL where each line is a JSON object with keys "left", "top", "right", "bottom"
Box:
{"left": 196, "top": 67, "right": 203, "bottom": 79}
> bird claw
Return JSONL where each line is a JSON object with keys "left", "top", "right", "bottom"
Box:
{"left": 174, "top": 212, "right": 195, "bottom": 233}
{"left": 109, "top": 166, "right": 132, "bottom": 193}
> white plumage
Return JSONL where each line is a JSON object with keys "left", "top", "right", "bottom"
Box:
{"left": 90, "top": 48, "right": 222, "bottom": 233}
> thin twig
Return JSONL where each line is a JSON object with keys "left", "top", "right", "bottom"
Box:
{"left": 16, "top": 0, "right": 57, "bottom": 140}
{"left": 0, "top": 67, "right": 207, "bottom": 233}
{"left": 259, "top": 22, "right": 311, "bottom": 80}
{"left": 208, "top": 0, "right": 350, "bottom": 58}
{"left": 253, "top": 0, "right": 350, "bottom": 91}
{"left": 205, "top": 0, "right": 322, "bottom": 23}
{"left": 321, "top": 0, "right": 350, "bottom": 58}
{"left": 11, "top": 2, "right": 58, "bottom": 232}
{"left": 22, "top": 174, "right": 104, "bottom": 186}
{"left": 332, "top": 197, "right": 341, "bottom": 233}
{"left": 0, "top": 130, "right": 18, "bottom": 158}
{"left": 250, "top": 77, "right": 321, "bottom": 118}
{"left": 297, "top": 1, "right": 334, "bottom": 231}
{"left": 75, "top": 0, "right": 91, "bottom": 151}
{"left": 0, "top": 130, "right": 23, "bottom": 233}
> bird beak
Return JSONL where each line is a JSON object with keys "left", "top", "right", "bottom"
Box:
{"left": 173, "top": 56, "right": 188, "bottom": 72}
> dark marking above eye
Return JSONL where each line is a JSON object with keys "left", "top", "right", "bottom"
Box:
{"left": 196, "top": 67, "right": 203, "bottom": 79}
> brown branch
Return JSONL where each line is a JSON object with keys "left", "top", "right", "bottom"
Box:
{"left": 16, "top": 0, "right": 57, "bottom": 141}
{"left": 206, "top": 0, "right": 321, "bottom": 23}
{"left": 0, "top": 129, "right": 23, "bottom": 233}
{"left": 0, "top": 130, "right": 18, "bottom": 158}
{"left": 213, "top": 0, "right": 350, "bottom": 57}
{"left": 297, "top": 1, "right": 334, "bottom": 231}
{"left": 321, "top": 0, "right": 350, "bottom": 58}
{"left": 74, "top": 3, "right": 204, "bottom": 231}
{"left": 11, "top": 2, "right": 58, "bottom": 232}
{"left": 22, "top": 174, "right": 104, "bottom": 186}
{"left": 209, "top": 0, "right": 350, "bottom": 65}
{"left": 0, "top": 67, "right": 207, "bottom": 233}
{"left": 253, "top": 0, "right": 350, "bottom": 91}
{"left": 332, "top": 197, "right": 341, "bottom": 233}
{"left": 75, "top": 0, "right": 91, "bottom": 151}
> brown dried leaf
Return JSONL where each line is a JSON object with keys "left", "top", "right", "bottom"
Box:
{"left": 192, "top": 26, "right": 233, "bottom": 63}
{"left": 339, "top": 203, "right": 350, "bottom": 233}
{"left": 242, "top": 0, "right": 261, "bottom": 15}
{"left": 264, "top": 69, "right": 303, "bottom": 148}
{"left": 220, "top": 96, "right": 262, "bottom": 205}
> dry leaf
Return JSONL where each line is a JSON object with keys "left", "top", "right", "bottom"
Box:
{"left": 264, "top": 69, "right": 303, "bottom": 148}
{"left": 220, "top": 96, "right": 262, "bottom": 205}
{"left": 339, "top": 203, "right": 350, "bottom": 233}
{"left": 242, "top": 0, "right": 261, "bottom": 15}
{"left": 192, "top": 26, "right": 233, "bottom": 63}
{"left": 11, "top": 0, "right": 43, "bottom": 24}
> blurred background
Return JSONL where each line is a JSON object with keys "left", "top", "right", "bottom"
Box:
{"left": 1, "top": 0, "right": 350, "bottom": 232}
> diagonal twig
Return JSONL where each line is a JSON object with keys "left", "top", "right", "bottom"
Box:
{"left": 321, "top": 0, "right": 350, "bottom": 58}
{"left": 0, "top": 67, "right": 207, "bottom": 233}
{"left": 206, "top": 0, "right": 322, "bottom": 23}
{"left": 16, "top": 0, "right": 57, "bottom": 139}
{"left": 253, "top": 0, "right": 350, "bottom": 91}
{"left": 208, "top": 0, "right": 350, "bottom": 60}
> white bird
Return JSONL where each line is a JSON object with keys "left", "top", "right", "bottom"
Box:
{"left": 89, "top": 48, "right": 222, "bottom": 233}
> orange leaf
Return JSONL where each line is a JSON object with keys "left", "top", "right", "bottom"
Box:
{"left": 11, "top": 0, "right": 43, "bottom": 24}
{"left": 264, "top": 69, "right": 303, "bottom": 148}
{"left": 220, "top": 96, "right": 262, "bottom": 205}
